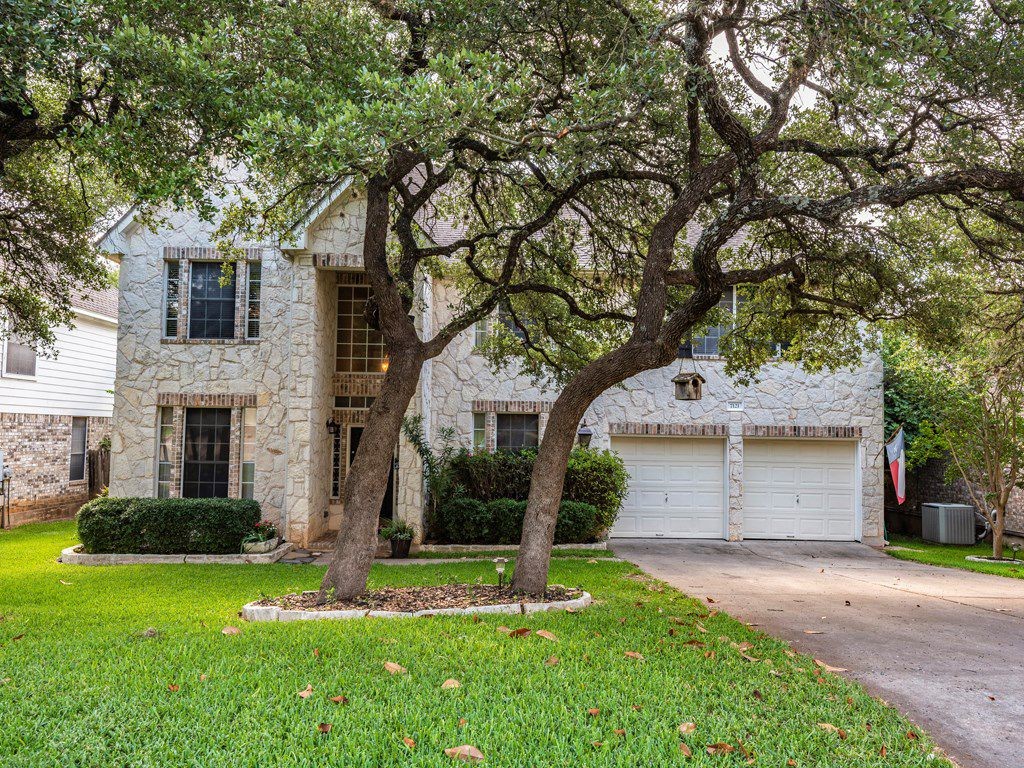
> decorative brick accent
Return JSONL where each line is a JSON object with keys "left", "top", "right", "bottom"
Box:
{"left": 471, "top": 399, "right": 553, "bottom": 414}
{"left": 608, "top": 422, "right": 729, "bottom": 437}
{"left": 163, "top": 246, "right": 265, "bottom": 261}
{"left": 742, "top": 424, "right": 863, "bottom": 439}
{"left": 316, "top": 254, "right": 363, "bottom": 270}
{"left": 227, "top": 407, "right": 242, "bottom": 498}
{"left": 333, "top": 373, "right": 384, "bottom": 397}
{"left": 157, "top": 393, "right": 257, "bottom": 408}
{"left": 0, "top": 413, "right": 111, "bottom": 525}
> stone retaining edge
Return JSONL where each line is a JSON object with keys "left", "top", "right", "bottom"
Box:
{"left": 241, "top": 591, "right": 593, "bottom": 622}
{"left": 58, "top": 543, "right": 295, "bottom": 566}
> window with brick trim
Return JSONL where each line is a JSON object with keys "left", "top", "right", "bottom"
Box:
{"left": 240, "top": 407, "right": 256, "bottom": 500}
{"left": 473, "top": 413, "right": 486, "bottom": 449}
{"left": 3, "top": 338, "right": 36, "bottom": 377}
{"left": 496, "top": 414, "right": 538, "bottom": 451}
{"left": 69, "top": 417, "right": 87, "bottom": 481}
{"left": 246, "top": 262, "right": 261, "bottom": 339}
{"left": 156, "top": 407, "right": 174, "bottom": 498}
{"left": 182, "top": 408, "right": 231, "bottom": 498}
{"left": 188, "top": 261, "right": 236, "bottom": 340}
{"left": 336, "top": 284, "right": 386, "bottom": 373}
{"left": 163, "top": 260, "right": 181, "bottom": 338}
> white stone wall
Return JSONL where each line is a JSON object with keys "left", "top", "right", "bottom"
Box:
{"left": 423, "top": 280, "right": 886, "bottom": 544}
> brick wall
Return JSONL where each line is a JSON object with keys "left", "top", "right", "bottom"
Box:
{"left": 885, "top": 456, "right": 1024, "bottom": 537}
{"left": 0, "top": 413, "right": 112, "bottom": 526}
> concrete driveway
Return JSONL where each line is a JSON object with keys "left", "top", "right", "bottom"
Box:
{"left": 611, "top": 540, "right": 1024, "bottom": 768}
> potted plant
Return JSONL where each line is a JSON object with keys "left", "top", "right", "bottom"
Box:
{"left": 241, "top": 520, "right": 279, "bottom": 554}
{"left": 379, "top": 519, "right": 415, "bottom": 558}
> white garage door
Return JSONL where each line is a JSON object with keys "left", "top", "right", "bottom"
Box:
{"left": 743, "top": 440, "right": 858, "bottom": 541}
{"left": 611, "top": 437, "right": 726, "bottom": 538}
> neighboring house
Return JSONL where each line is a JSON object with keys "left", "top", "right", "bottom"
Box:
{"left": 99, "top": 183, "right": 884, "bottom": 548}
{"left": 0, "top": 284, "right": 118, "bottom": 525}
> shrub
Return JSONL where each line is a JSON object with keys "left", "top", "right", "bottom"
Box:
{"left": 554, "top": 500, "right": 601, "bottom": 544}
{"left": 77, "top": 497, "right": 262, "bottom": 554}
{"left": 438, "top": 497, "right": 491, "bottom": 544}
{"left": 436, "top": 447, "right": 627, "bottom": 541}
{"left": 486, "top": 498, "right": 528, "bottom": 544}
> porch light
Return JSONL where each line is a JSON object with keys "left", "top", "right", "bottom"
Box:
{"left": 326, "top": 417, "right": 340, "bottom": 435}
{"left": 380, "top": 355, "right": 390, "bottom": 373}
{"left": 577, "top": 421, "right": 594, "bottom": 448}
{"left": 493, "top": 557, "right": 508, "bottom": 588}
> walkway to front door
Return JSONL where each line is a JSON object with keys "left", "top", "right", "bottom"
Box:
{"left": 612, "top": 539, "right": 1024, "bottom": 768}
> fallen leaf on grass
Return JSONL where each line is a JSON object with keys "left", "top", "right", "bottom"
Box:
{"left": 167, "top": 684, "right": 179, "bottom": 692}
{"left": 679, "top": 743, "right": 693, "bottom": 757}
{"left": 752, "top": 690, "right": 762, "bottom": 701}
{"left": 814, "top": 659, "right": 848, "bottom": 673}
{"left": 592, "top": 741, "right": 603, "bottom": 747}
{"left": 330, "top": 695, "right": 349, "bottom": 705}
{"left": 631, "top": 705, "right": 642, "bottom": 711}
{"left": 403, "top": 737, "right": 415, "bottom": 749}
{"left": 683, "top": 639, "right": 705, "bottom": 647}
{"left": 906, "top": 730, "right": 919, "bottom": 740}
{"left": 509, "top": 628, "right": 532, "bottom": 638}
{"left": 545, "top": 656, "right": 559, "bottom": 667}
{"left": 221, "top": 626, "right": 241, "bottom": 636}
{"left": 624, "top": 651, "right": 644, "bottom": 660}
{"left": 733, "top": 641, "right": 754, "bottom": 652}
{"left": 297, "top": 685, "right": 313, "bottom": 698}
{"left": 444, "top": 745, "right": 484, "bottom": 763}
{"left": 817, "top": 723, "right": 847, "bottom": 739}
{"left": 587, "top": 708, "right": 600, "bottom": 717}
{"left": 535, "top": 629, "right": 558, "bottom": 642}
{"left": 695, "top": 622, "right": 707, "bottom": 633}
{"left": 11, "top": 634, "right": 24, "bottom": 642}
{"left": 199, "top": 674, "right": 208, "bottom": 682}
{"left": 738, "top": 652, "right": 760, "bottom": 663}
{"left": 678, "top": 722, "right": 697, "bottom": 735}
{"left": 458, "top": 718, "right": 467, "bottom": 727}
{"left": 313, "top": 648, "right": 320, "bottom": 658}
{"left": 704, "top": 650, "right": 716, "bottom": 660}
{"left": 880, "top": 746, "right": 887, "bottom": 757}
{"left": 58, "top": 580, "right": 72, "bottom": 586}
{"left": 441, "top": 678, "right": 461, "bottom": 689}
{"left": 706, "top": 597, "right": 716, "bottom": 604}
{"left": 384, "top": 661, "right": 407, "bottom": 675}
{"left": 318, "top": 723, "right": 332, "bottom": 734}
{"left": 496, "top": 626, "right": 512, "bottom": 635}
{"left": 706, "top": 742, "right": 734, "bottom": 755}
{"left": 787, "top": 760, "right": 797, "bottom": 767}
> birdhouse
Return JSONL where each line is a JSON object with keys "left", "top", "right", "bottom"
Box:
{"left": 672, "top": 371, "right": 706, "bottom": 401}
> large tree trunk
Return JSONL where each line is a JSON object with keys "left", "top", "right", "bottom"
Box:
{"left": 319, "top": 350, "right": 423, "bottom": 599}
{"left": 511, "top": 345, "right": 659, "bottom": 594}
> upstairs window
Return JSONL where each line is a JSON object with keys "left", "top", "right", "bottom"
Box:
{"left": 163, "top": 260, "right": 181, "bottom": 338}
{"left": 683, "top": 288, "right": 738, "bottom": 358}
{"left": 69, "top": 417, "right": 88, "bottom": 481}
{"left": 496, "top": 414, "right": 539, "bottom": 451}
{"left": 336, "top": 284, "right": 386, "bottom": 373}
{"left": 188, "top": 261, "right": 236, "bottom": 340}
{"left": 246, "top": 262, "right": 261, "bottom": 339}
{"left": 3, "top": 338, "right": 36, "bottom": 377}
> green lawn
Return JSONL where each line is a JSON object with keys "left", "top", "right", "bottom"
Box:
{"left": 1, "top": 522, "right": 949, "bottom": 767}
{"left": 886, "top": 534, "right": 1024, "bottom": 579}
{"left": 408, "top": 548, "right": 618, "bottom": 560}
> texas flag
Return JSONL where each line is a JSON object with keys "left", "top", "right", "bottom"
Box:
{"left": 885, "top": 427, "right": 907, "bottom": 505}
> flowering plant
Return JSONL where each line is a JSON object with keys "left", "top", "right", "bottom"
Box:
{"left": 243, "top": 520, "right": 278, "bottom": 544}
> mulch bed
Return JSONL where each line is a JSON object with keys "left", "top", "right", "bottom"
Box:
{"left": 255, "top": 584, "right": 582, "bottom": 613}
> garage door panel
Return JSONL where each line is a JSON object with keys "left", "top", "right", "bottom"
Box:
{"left": 744, "top": 439, "right": 857, "bottom": 542}
{"left": 611, "top": 437, "right": 725, "bottom": 539}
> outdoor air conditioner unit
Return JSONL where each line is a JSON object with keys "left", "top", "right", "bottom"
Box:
{"left": 921, "top": 503, "right": 975, "bottom": 545}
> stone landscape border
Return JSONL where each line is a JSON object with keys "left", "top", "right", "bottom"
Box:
{"left": 59, "top": 543, "right": 294, "bottom": 565}
{"left": 241, "top": 591, "right": 592, "bottom": 622}
{"left": 416, "top": 542, "right": 607, "bottom": 553}
{"left": 965, "top": 555, "right": 1021, "bottom": 565}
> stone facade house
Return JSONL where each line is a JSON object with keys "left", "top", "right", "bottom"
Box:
{"left": 99, "top": 184, "right": 884, "bottom": 547}
{"left": 0, "top": 284, "right": 117, "bottom": 525}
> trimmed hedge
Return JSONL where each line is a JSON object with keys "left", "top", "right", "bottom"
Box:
{"left": 436, "top": 447, "right": 627, "bottom": 543}
{"left": 77, "top": 497, "right": 262, "bottom": 554}
{"left": 437, "top": 497, "right": 601, "bottom": 545}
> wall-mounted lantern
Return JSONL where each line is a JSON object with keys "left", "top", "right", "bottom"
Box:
{"left": 672, "top": 371, "right": 706, "bottom": 401}
{"left": 326, "top": 416, "right": 340, "bottom": 435}
{"left": 380, "top": 355, "right": 390, "bottom": 373}
{"left": 577, "top": 421, "right": 594, "bottom": 448}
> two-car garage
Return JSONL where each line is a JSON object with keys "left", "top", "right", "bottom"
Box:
{"left": 610, "top": 435, "right": 861, "bottom": 541}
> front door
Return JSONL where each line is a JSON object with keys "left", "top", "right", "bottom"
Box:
{"left": 348, "top": 426, "right": 396, "bottom": 521}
